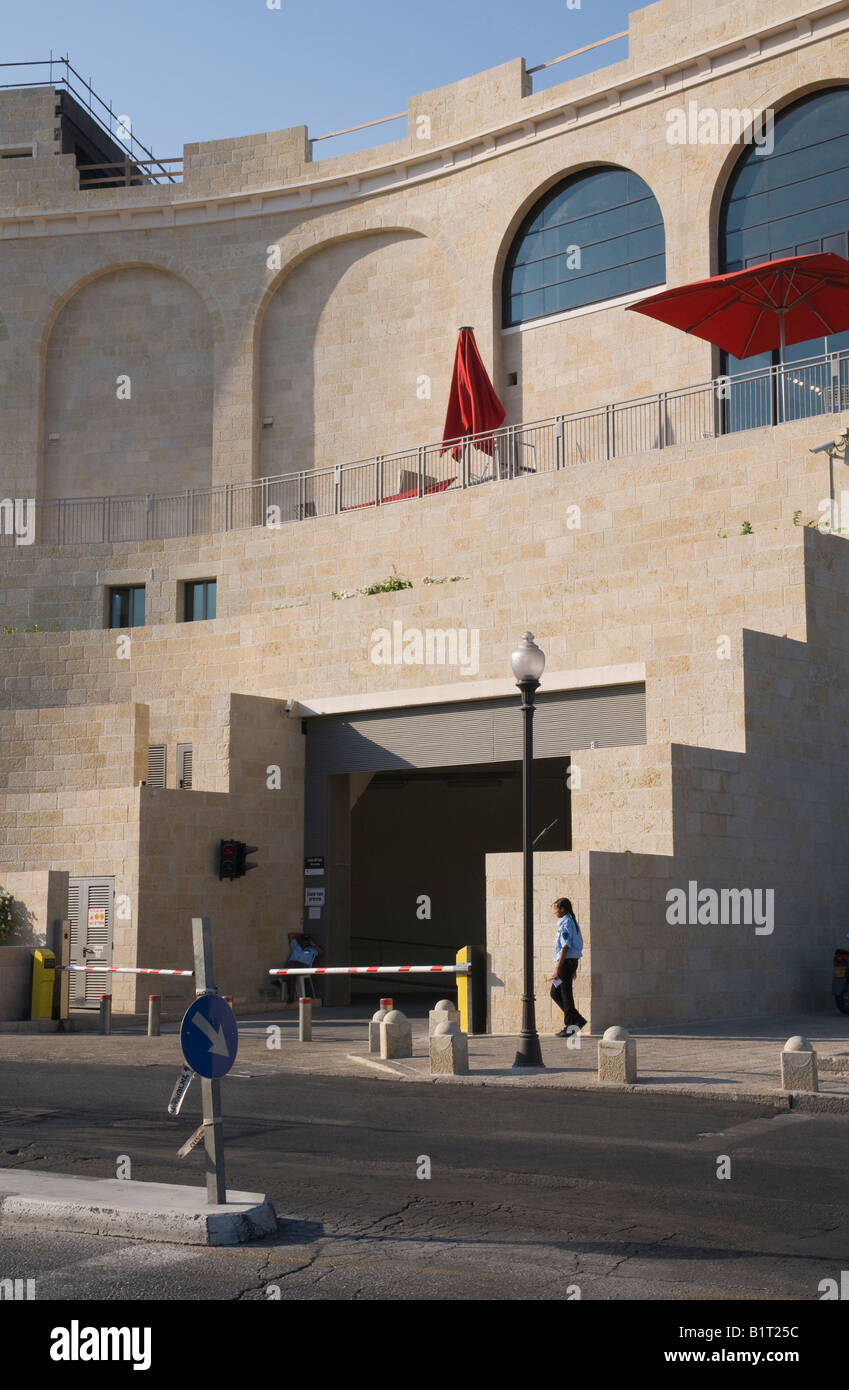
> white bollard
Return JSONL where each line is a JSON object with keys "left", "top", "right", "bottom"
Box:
{"left": 598, "top": 1025, "right": 637, "bottom": 1084}
{"left": 429, "top": 1019, "right": 468, "bottom": 1074}
{"left": 380, "top": 1008, "right": 412, "bottom": 1060}
{"left": 368, "top": 997, "right": 393, "bottom": 1054}
{"left": 781, "top": 1035, "right": 818, "bottom": 1092}
{"left": 428, "top": 998, "right": 460, "bottom": 1037}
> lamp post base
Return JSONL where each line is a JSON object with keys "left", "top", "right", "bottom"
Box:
{"left": 513, "top": 1034, "right": 544, "bottom": 1068}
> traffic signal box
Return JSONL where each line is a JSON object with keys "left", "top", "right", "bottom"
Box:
{"left": 218, "top": 840, "right": 259, "bottom": 880}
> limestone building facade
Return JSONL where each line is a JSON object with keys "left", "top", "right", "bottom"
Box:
{"left": 2, "top": 0, "right": 849, "bottom": 1030}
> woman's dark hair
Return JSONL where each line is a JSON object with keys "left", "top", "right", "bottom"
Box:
{"left": 554, "top": 897, "right": 578, "bottom": 922}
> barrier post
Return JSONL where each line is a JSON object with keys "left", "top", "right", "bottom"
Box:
{"left": 299, "top": 996, "right": 313, "bottom": 1042}
{"left": 456, "top": 945, "right": 487, "bottom": 1034}
{"left": 54, "top": 918, "right": 71, "bottom": 1022}
{"left": 456, "top": 947, "right": 470, "bottom": 1033}
{"left": 147, "top": 995, "right": 161, "bottom": 1037}
{"left": 98, "top": 994, "right": 112, "bottom": 1035}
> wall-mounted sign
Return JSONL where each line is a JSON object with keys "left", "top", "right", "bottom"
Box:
{"left": 87, "top": 909, "right": 106, "bottom": 932}
{"left": 304, "top": 856, "right": 325, "bottom": 876}
{"left": 305, "top": 887, "right": 325, "bottom": 907}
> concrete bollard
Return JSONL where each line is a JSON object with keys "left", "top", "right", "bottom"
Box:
{"left": 368, "top": 997, "right": 393, "bottom": 1054}
{"left": 598, "top": 1025, "right": 636, "bottom": 1083}
{"left": 781, "top": 1035, "right": 818, "bottom": 1092}
{"left": 299, "top": 996, "right": 313, "bottom": 1042}
{"left": 98, "top": 994, "right": 112, "bottom": 1036}
{"left": 380, "top": 1008, "right": 412, "bottom": 1060}
{"left": 147, "top": 995, "right": 161, "bottom": 1037}
{"left": 428, "top": 998, "right": 460, "bottom": 1037}
{"left": 429, "top": 1019, "right": 469, "bottom": 1075}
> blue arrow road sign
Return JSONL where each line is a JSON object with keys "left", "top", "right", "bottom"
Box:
{"left": 180, "top": 995, "right": 238, "bottom": 1079}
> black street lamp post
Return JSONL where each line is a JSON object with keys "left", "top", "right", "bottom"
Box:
{"left": 512, "top": 631, "right": 545, "bottom": 1069}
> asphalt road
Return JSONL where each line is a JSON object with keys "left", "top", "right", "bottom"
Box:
{"left": 1, "top": 1061, "right": 848, "bottom": 1302}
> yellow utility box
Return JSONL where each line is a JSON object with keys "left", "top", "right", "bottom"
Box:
{"left": 31, "top": 948, "right": 56, "bottom": 1020}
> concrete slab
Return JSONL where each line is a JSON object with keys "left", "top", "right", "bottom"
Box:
{"left": 0, "top": 1169, "right": 278, "bottom": 1246}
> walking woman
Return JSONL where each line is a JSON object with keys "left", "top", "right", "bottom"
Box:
{"left": 550, "top": 897, "right": 587, "bottom": 1035}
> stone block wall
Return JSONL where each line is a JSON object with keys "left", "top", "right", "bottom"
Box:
{"left": 0, "top": 1, "right": 843, "bottom": 502}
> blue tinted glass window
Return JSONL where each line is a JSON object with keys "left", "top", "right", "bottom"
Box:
{"left": 109, "top": 586, "right": 144, "bottom": 628}
{"left": 129, "top": 587, "right": 145, "bottom": 627}
{"left": 721, "top": 89, "right": 849, "bottom": 276}
{"left": 185, "top": 580, "right": 216, "bottom": 622}
{"left": 504, "top": 167, "right": 666, "bottom": 326}
{"left": 719, "top": 87, "right": 849, "bottom": 425}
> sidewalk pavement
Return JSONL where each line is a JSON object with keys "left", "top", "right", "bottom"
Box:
{"left": 1, "top": 1009, "right": 847, "bottom": 1110}
{"left": 347, "top": 1014, "right": 849, "bottom": 1112}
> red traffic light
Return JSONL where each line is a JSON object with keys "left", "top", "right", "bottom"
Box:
{"left": 219, "top": 839, "right": 240, "bottom": 880}
{"left": 219, "top": 839, "right": 260, "bottom": 880}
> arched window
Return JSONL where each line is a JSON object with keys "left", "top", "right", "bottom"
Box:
{"left": 503, "top": 166, "right": 665, "bottom": 328}
{"left": 719, "top": 87, "right": 849, "bottom": 415}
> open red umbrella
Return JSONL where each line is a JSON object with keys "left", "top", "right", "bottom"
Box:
{"left": 629, "top": 252, "right": 849, "bottom": 361}
{"left": 441, "top": 326, "right": 505, "bottom": 460}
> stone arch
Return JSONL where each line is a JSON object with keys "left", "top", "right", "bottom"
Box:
{"left": 255, "top": 218, "right": 458, "bottom": 479}
{"left": 41, "top": 263, "right": 216, "bottom": 501}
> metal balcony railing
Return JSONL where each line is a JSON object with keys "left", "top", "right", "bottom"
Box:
{"left": 2, "top": 348, "right": 847, "bottom": 549}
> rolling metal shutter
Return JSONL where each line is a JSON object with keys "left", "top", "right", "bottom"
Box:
{"left": 306, "top": 684, "right": 646, "bottom": 777}
{"left": 304, "top": 683, "right": 646, "bottom": 850}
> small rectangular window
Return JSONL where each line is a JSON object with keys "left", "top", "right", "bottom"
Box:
{"left": 184, "top": 580, "right": 216, "bottom": 622}
{"left": 109, "top": 586, "right": 145, "bottom": 628}
{"left": 147, "top": 745, "right": 166, "bottom": 789}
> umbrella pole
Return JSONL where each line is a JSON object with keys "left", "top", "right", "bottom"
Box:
{"left": 779, "top": 313, "right": 787, "bottom": 423}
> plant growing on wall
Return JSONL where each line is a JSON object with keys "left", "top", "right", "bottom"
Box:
{"left": 361, "top": 569, "right": 413, "bottom": 595}
{"left": 332, "top": 567, "right": 414, "bottom": 599}
{"left": 0, "top": 887, "right": 16, "bottom": 943}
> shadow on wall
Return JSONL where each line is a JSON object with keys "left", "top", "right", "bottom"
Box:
{"left": 258, "top": 231, "right": 455, "bottom": 478}
{"left": 43, "top": 267, "right": 214, "bottom": 502}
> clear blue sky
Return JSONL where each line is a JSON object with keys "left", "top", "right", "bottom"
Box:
{"left": 2, "top": 0, "right": 636, "bottom": 158}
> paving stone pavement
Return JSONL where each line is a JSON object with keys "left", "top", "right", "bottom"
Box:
{"left": 1, "top": 1008, "right": 847, "bottom": 1109}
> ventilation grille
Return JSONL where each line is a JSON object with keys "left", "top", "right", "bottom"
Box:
{"left": 177, "top": 743, "right": 193, "bottom": 790}
{"left": 147, "top": 744, "right": 166, "bottom": 788}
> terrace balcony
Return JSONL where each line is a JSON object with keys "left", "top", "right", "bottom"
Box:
{"left": 2, "top": 346, "right": 848, "bottom": 548}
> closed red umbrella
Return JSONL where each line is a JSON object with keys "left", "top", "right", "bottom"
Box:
{"left": 629, "top": 252, "right": 849, "bottom": 360}
{"left": 441, "top": 326, "right": 506, "bottom": 459}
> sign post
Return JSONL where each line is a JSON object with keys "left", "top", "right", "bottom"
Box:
{"left": 181, "top": 917, "right": 238, "bottom": 1205}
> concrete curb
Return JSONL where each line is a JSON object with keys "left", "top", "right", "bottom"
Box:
{"left": 0, "top": 1170, "right": 278, "bottom": 1246}
{"left": 342, "top": 1053, "right": 849, "bottom": 1112}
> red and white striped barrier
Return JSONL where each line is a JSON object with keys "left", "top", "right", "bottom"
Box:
{"left": 60, "top": 965, "right": 194, "bottom": 976}
{"left": 269, "top": 964, "right": 470, "bottom": 976}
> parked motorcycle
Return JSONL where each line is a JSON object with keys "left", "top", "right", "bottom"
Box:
{"left": 833, "top": 939, "right": 849, "bottom": 1015}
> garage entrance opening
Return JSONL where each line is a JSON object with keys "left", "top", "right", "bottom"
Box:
{"left": 348, "top": 756, "right": 569, "bottom": 997}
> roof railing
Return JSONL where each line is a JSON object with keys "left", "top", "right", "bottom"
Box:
{"left": 0, "top": 55, "right": 169, "bottom": 173}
